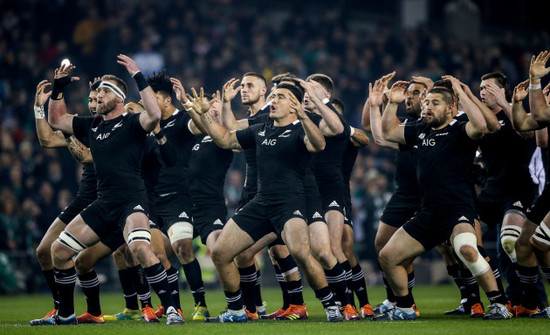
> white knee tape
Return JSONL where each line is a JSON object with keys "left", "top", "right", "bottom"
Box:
{"left": 453, "top": 232, "right": 490, "bottom": 277}
{"left": 533, "top": 222, "right": 550, "bottom": 247}
{"left": 168, "top": 221, "right": 194, "bottom": 244}
{"left": 127, "top": 228, "right": 151, "bottom": 246}
{"left": 500, "top": 225, "right": 521, "bottom": 262}
{"left": 57, "top": 230, "right": 86, "bottom": 253}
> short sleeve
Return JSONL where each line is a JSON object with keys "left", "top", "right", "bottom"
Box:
{"left": 236, "top": 125, "right": 259, "bottom": 150}
{"left": 404, "top": 123, "right": 420, "bottom": 145}
{"left": 130, "top": 113, "right": 150, "bottom": 137}
{"left": 72, "top": 116, "right": 94, "bottom": 142}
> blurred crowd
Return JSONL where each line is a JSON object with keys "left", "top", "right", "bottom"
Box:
{"left": 1, "top": 0, "right": 549, "bottom": 292}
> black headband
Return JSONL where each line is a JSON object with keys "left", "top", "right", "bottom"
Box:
{"left": 276, "top": 83, "right": 304, "bottom": 103}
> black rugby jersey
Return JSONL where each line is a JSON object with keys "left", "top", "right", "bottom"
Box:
{"left": 72, "top": 119, "right": 97, "bottom": 198}
{"left": 404, "top": 120, "right": 478, "bottom": 209}
{"left": 156, "top": 110, "right": 195, "bottom": 195}
{"left": 479, "top": 110, "right": 535, "bottom": 195}
{"left": 236, "top": 120, "right": 310, "bottom": 197}
{"left": 241, "top": 105, "right": 271, "bottom": 195}
{"left": 73, "top": 112, "right": 148, "bottom": 200}
{"left": 311, "top": 110, "right": 351, "bottom": 182}
{"left": 394, "top": 116, "right": 423, "bottom": 195}
{"left": 188, "top": 134, "right": 234, "bottom": 201}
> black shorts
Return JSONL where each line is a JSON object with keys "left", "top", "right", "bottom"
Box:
{"left": 304, "top": 174, "right": 326, "bottom": 225}
{"left": 403, "top": 207, "right": 477, "bottom": 250}
{"left": 101, "top": 229, "right": 126, "bottom": 251}
{"left": 58, "top": 194, "right": 96, "bottom": 224}
{"left": 380, "top": 192, "right": 422, "bottom": 228}
{"left": 344, "top": 190, "right": 353, "bottom": 226}
{"left": 526, "top": 185, "right": 550, "bottom": 225}
{"left": 232, "top": 195, "right": 306, "bottom": 242}
{"left": 477, "top": 187, "right": 536, "bottom": 227}
{"left": 317, "top": 177, "right": 346, "bottom": 215}
{"left": 80, "top": 195, "right": 149, "bottom": 240}
{"left": 236, "top": 188, "right": 257, "bottom": 212}
{"left": 192, "top": 200, "right": 227, "bottom": 244}
{"left": 154, "top": 191, "right": 193, "bottom": 232}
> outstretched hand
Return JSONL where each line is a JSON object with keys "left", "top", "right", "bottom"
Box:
{"left": 35, "top": 80, "right": 52, "bottom": 107}
{"left": 513, "top": 80, "right": 529, "bottom": 102}
{"left": 89, "top": 77, "right": 101, "bottom": 89}
{"left": 222, "top": 78, "right": 241, "bottom": 102}
{"left": 388, "top": 81, "right": 409, "bottom": 104}
{"left": 369, "top": 79, "right": 386, "bottom": 106}
{"left": 530, "top": 51, "right": 550, "bottom": 81}
{"left": 188, "top": 87, "right": 214, "bottom": 115}
{"left": 117, "top": 54, "right": 140, "bottom": 76}
{"left": 54, "top": 63, "right": 80, "bottom": 82}
{"left": 170, "top": 77, "right": 188, "bottom": 103}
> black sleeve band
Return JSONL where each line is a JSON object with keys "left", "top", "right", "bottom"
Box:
{"left": 63, "top": 132, "right": 72, "bottom": 139}
{"left": 133, "top": 72, "right": 149, "bottom": 91}
{"left": 154, "top": 130, "right": 165, "bottom": 140}
{"left": 51, "top": 77, "right": 72, "bottom": 100}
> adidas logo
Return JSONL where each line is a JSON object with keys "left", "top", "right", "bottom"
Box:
{"left": 513, "top": 201, "right": 523, "bottom": 208}
{"left": 158, "top": 290, "right": 166, "bottom": 294}
{"left": 134, "top": 205, "right": 144, "bottom": 211}
{"left": 313, "top": 212, "right": 323, "bottom": 219}
{"left": 179, "top": 212, "right": 189, "bottom": 219}
{"left": 329, "top": 201, "right": 340, "bottom": 208}
{"left": 213, "top": 219, "right": 223, "bottom": 226}
{"left": 458, "top": 216, "right": 468, "bottom": 222}
{"left": 293, "top": 210, "right": 303, "bottom": 217}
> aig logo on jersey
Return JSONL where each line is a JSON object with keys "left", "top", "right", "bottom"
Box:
{"left": 262, "top": 139, "right": 277, "bottom": 146}
{"left": 96, "top": 132, "right": 111, "bottom": 141}
{"left": 422, "top": 138, "right": 436, "bottom": 147}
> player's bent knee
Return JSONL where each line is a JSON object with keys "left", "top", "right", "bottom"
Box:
{"left": 168, "top": 221, "right": 193, "bottom": 244}
{"left": 74, "top": 255, "right": 93, "bottom": 274}
{"left": 453, "top": 232, "right": 490, "bottom": 277}
{"left": 531, "top": 223, "right": 550, "bottom": 251}
{"left": 56, "top": 230, "right": 86, "bottom": 254}
{"left": 500, "top": 225, "right": 521, "bottom": 262}
{"left": 127, "top": 228, "right": 151, "bottom": 246}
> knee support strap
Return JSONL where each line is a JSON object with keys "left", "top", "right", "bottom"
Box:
{"left": 168, "top": 221, "right": 194, "bottom": 244}
{"left": 500, "top": 225, "right": 522, "bottom": 263}
{"left": 453, "top": 232, "right": 490, "bottom": 277}
{"left": 533, "top": 222, "right": 550, "bottom": 247}
{"left": 127, "top": 228, "right": 151, "bottom": 246}
{"left": 57, "top": 230, "right": 86, "bottom": 253}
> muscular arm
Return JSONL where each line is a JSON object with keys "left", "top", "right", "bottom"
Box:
{"left": 48, "top": 98, "right": 75, "bottom": 134}
{"left": 300, "top": 113, "right": 326, "bottom": 152}
{"left": 199, "top": 112, "right": 242, "bottom": 151}
{"left": 463, "top": 85, "right": 501, "bottom": 133}
{"left": 187, "top": 108, "right": 207, "bottom": 135}
{"left": 316, "top": 102, "right": 344, "bottom": 136}
{"left": 65, "top": 135, "right": 93, "bottom": 164}
{"left": 530, "top": 86, "right": 550, "bottom": 122}
{"left": 460, "top": 91, "right": 488, "bottom": 140}
{"left": 35, "top": 115, "right": 67, "bottom": 148}
{"left": 381, "top": 102, "right": 406, "bottom": 144}
{"left": 137, "top": 82, "right": 161, "bottom": 132}
{"left": 361, "top": 98, "right": 372, "bottom": 132}
{"left": 370, "top": 102, "right": 399, "bottom": 149}
{"left": 350, "top": 127, "right": 370, "bottom": 147}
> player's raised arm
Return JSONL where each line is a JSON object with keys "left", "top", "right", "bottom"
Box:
{"left": 460, "top": 81, "right": 501, "bottom": 133}
{"left": 369, "top": 79, "right": 399, "bottom": 149}
{"left": 117, "top": 54, "right": 160, "bottom": 132}
{"left": 220, "top": 77, "right": 249, "bottom": 130}
{"left": 529, "top": 51, "right": 550, "bottom": 122}
{"left": 443, "top": 75, "right": 488, "bottom": 140}
{"left": 511, "top": 80, "right": 541, "bottom": 132}
{"left": 292, "top": 94, "right": 325, "bottom": 152}
{"left": 33, "top": 80, "right": 67, "bottom": 148}
{"left": 190, "top": 88, "right": 242, "bottom": 151}
{"left": 170, "top": 76, "right": 205, "bottom": 135}
{"left": 381, "top": 81, "right": 409, "bottom": 144}
{"left": 298, "top": 78, "right": 344, "bottom": 136}
{"left": 48, "top": 63, "right": 80, "bottom": 134}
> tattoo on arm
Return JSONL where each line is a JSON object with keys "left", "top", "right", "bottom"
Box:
{"left": 65, "top": 136, "right": 89, "bottom": 163}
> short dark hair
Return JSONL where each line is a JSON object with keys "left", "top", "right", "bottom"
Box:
{"left": 481, "top": 71, "right": 511, "bottom": 102}
{"left": 428, "top": 87, "right": 454, "bottom": 105}
{"left": 331, "top": 98, "right": 344, "bottom": 115}
{"left": 101, "top": 75, "right": 127, "bottom": 97}
{"left": 90, "top": 81, "right": 100, "bottom": 91}
{"left": 306, "top": 73, "right": 334, "bottom": 94}
{"left": 272, "top": 72, "right": 297, "bottom": 86}
{"left": 146, "top": 71, "right": 172, "bottom": 97}
{"left": 243, "top": 72, "right": 267, "bottom": 88}
{"left": 276, "top": 82, "right": 304, "bottom": 103}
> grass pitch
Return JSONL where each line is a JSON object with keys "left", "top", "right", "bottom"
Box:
{"left": 0, "top": 285, "right": 548, "bottom": 335}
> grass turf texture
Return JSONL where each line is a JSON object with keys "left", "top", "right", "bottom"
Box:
{"left": 1, "top": 285, "right": 548, "bottom": 334}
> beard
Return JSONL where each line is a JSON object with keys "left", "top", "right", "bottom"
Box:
{"left": 242, "top": 94, "right": 260, "bottom": 106}
{"left": 96, "top": 98, "right": 117, "bottom": 115}
{"left": 427, "top": 114, "right": 446, "bottom": 128}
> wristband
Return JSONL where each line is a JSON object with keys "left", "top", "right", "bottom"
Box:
{"left": 322, "top": 97, "right": 330, "bottom": 104}
{"left": 350, "top": 126, "right": 355, "bottom": 137}
{"left": 51, "top": 76, "right": 71, "bottom": 100}
{"left": 155, "top": 130, "right": 167, "bottom": 145}
{"left": 183, "top": 100, "right": 194, "bottom": 112}
{"left": 530, "top": 83, "right": 542, "bottom": 90}
{"left": 133, "top": 71, "right": 149, "bottom": 91}
{"left": 34, "top": 105, "right": 45, "bottom": 119}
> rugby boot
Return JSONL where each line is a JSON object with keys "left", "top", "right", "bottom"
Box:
{"left": 360, "top": 304, "right": 375, "bottom": 318}
{"left": 470, "top": 302, "right": 485, "bottom": 318}
{"left": 103, "top": 308, "right": 141, "bottom": 321}
{"left": 192, "top": 303, "right": 210, "bottom": 320}
{"left": 373, "top": 299, "right": 395, "bottom": 315}
{"left": 341, "top": 304, "right": 360, "bottom": 320}
{"left": 483, "top": 303, "right": 511, "bottom": 320}
{"left": 141, "top": 305, "right": 159, "bottom": 322}
{"left": 246, "top": 309, "right": 259, "bottom": 320}
{"left": 529, "top": 307, "right": 550, "bottom": 318}
{"left": 154, "top": 305, "right": 164, "bottom": 318}
{"left": 261, "top": 307, "right": 286, "bottom": 319}
{"left": 275, "top": 304, "right": 308, "bottom": 320}
{"left": 76, "top": 311, "right": 105, "bottom": 323}
{"left": 205, "top": 308, "right": 247, "bottom": 323}
{"left": 372, "top": 307, "right": 417, "bottom": 321}
{"left": 30, "top": 314, "right": 77, "bottom": 326}
{"left": 513, "top": 305, "right": 539, "bottom": 317}
{"left": 324, "top": 305, "right": 343, "bottom": 322}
